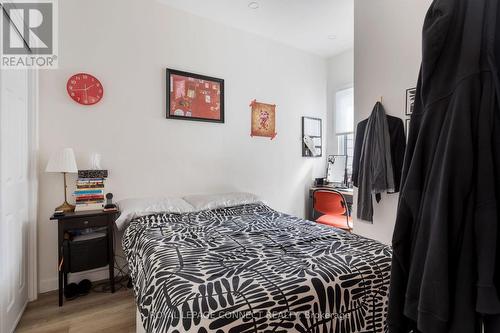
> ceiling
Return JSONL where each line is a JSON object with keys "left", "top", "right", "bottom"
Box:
{"left": 157, "top": 0, "right": 353, "bottom": 58}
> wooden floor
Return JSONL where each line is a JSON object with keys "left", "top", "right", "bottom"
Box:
{"left": 15, "top": 287, "right": 136, "bottom": 333}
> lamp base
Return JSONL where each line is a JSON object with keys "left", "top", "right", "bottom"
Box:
{"left": 55, "top": 201, "right": 75, "bottom": 213}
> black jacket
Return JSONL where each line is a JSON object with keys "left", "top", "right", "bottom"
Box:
{"left": 352, "top": 114, "right": 406, "bottom": 195}
{"left": 389, "top": 0, "right": 500, "bottom": 332}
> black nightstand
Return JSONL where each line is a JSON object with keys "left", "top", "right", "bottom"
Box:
{"left": 50, "top": 210, "right": 119, "bottom": 306}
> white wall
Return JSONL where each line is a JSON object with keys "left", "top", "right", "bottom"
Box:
{"left": 353, "top": 0, "right": 432, "bottom": 244}
{"left": 326, "top": 49, "right": 354, "bottom": 156}
{"left": 37, "top": 0, "right": 327, "bottom": 292}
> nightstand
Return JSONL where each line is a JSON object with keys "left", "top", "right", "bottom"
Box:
{"left": 50, "top": 210, "right": 119, "bottom": 306}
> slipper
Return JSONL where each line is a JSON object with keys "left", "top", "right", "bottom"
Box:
{"left": 64, "top": 283, "right": 79, "bottom": 300}
{"left": 78, "top": 279, "right": 92, "bottom": 296}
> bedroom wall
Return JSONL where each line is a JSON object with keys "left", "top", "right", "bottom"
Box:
{"left": 352, "top": 0, "right": 432, "bottom": 244}
{"left": 37, "top": 0, "right": 328, "bottom": 292}
{"left": 326, "top": 49, "right": 354, "bottom": 156}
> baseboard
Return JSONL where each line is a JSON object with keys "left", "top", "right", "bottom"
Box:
{"left": 39, "top": 267, "right": 113, "bottom": 293}
{"left": 9, "top": 300, "right": 27, "bottom": 333}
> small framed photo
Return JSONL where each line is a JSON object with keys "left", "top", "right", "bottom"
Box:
{"left": 166, "top": 68, "right": 224, "bottom": 123}
{"left": 406, "top": 87, "right": 416, "bottom": 116}
{"left": 302, "top": 116, "right": 322, "bottom": 157}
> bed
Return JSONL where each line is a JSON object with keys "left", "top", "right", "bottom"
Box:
{"left": 122, "top": 197, "right": 392, "bottom": 333}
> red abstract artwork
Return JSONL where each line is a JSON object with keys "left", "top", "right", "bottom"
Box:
{"left": 167, "top": 69, "right": 224, "bottom": 123}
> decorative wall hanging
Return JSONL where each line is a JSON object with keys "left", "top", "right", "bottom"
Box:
{"left": 166, "top": 68, "right": 224, "bottom": 123}
{"left": 302, "top": 116, "right": 322, "bottom": 157}
{"left": 250, "top": 100, "right": 277, "bottom": 140}
{"left": 405, "top": 88, "right": 416, "bottom": 115}
{"left": 67, "top": 73, "right": 104, "bottom": 105}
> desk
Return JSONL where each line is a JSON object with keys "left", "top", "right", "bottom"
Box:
{"left": 309, "top": 186, "right": 354, "bottom": 220}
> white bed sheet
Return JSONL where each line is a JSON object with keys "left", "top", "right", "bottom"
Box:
{"left": 136, "top": 308, "right": 145, "bottom": 333}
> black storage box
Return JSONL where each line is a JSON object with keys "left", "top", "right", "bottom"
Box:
{"left": 63, "top": 233, "right": 109, "bottom": 273}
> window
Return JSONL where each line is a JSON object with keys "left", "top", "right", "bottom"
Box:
{"left": 335, "top": 87, "right": 354, "bottom": 184}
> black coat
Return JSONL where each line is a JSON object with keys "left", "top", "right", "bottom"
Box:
{"left": 389, "top": 0, "right": 500, "bottom": 332}
{"left": 352, "top": 114, "right": 406, "bottom": 196}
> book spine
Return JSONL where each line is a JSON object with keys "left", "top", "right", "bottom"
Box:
{"left": 78, "top": 170, "right": 108, "bottom": 178}
{"left": 76, "top": 200, "right": 104, "bottom": 205}
{"left": 74, "top": 204, "right": 103, "bottom": 212}
{"left": 74, "top": 193, "right": 104, "bottom": 197}
{"left": 74, "top": 190, "right": 104, "bottom": 195}
{"left": 77, "top": 179, "right": 105, "bottom": 183}
{"left": 76, "top": 197, "right": 104, "bottom": 201}
{"left": 76, "top": 185, "right": 105, "bottom": 189}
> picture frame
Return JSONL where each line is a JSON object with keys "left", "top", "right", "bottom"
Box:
{"left": 405, "top": 87, "right": 416, "bottom": 116}
{"left": 250, "top": 100, "right": 277, "bottom": 140}
{"left": 302, "top": 116, "right": 322, "bottom": 157}
{"left": 166, "top": 68, "right": 224, "bottom": 123}
{"left": 327, "top": 155, "right": 348, "bottom": 185}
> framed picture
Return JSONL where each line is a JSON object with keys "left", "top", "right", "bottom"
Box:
{"left": 327, "top": 155, "right": 347, "bottom": 184}
{"left": 405, "top": 87, "right": 416, "bottom": 116}
{"left": 302, "top": 116, "right": 322, "bottom": 157}
{"left": 250, "top": 100, "right": 277, "bottom": 140}
{"left": 166, "top": 68, "right": 224, "bottom": 123}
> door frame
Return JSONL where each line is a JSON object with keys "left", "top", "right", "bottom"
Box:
{"left": 0, "top": 68, "right": 39, "bottom": 332}
{"left": 27, "top": 69, "right": 39, "bottom": 302}
{"left": 1, "top": 0, "right": 40, "bottom": 302}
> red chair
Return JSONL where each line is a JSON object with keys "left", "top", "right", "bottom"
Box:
{"left": 312, "top": 189, "right": 353, "bottom": 231}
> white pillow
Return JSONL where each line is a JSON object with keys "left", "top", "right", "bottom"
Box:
{"left": 115, "top": 197, "right": 194, "bottom": 230}
{"left": 183, "top": 192, "right": 260, "bottom": 211}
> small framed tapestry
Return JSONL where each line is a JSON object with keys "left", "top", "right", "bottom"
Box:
{"left": 166, "top": 68, "right": 224, "bottom": 123}
{"left": 405, "top": 87, "right": 416, "bottom": 116}
{"left": 250, "top": 100, "right": 277, "bottom": 140}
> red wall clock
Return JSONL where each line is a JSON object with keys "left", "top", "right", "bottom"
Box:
{"left": 66, "top": 73, "right": 103, "bottom": 105}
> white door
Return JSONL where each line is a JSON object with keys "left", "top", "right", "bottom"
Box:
{"left": 0, "top": 68, "right": 37, "bottom": 333}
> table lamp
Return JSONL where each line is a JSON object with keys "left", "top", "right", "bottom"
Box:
{"left": 46, "top": 148, "right": 78, "bottom": 212}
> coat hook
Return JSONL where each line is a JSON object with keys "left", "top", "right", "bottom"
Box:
{"left": 379, "top": 96, "right": 383, "bottom": 104}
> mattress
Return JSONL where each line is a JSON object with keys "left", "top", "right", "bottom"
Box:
{"left": 123, "top": 203, "right": 392, "bottom": 333}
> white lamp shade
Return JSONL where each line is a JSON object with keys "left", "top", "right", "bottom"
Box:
{"left": 45, "top": 148, "right": 78, "bottom": 173}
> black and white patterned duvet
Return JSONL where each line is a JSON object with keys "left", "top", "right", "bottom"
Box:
{"left": 123, "top": 203, "right": 392, "bottom": 333}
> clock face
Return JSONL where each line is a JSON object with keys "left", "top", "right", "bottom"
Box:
{"left": 66, "top": 73, "right": 103, "bottom": 105}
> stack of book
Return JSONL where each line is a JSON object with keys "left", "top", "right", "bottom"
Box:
{"left": 74, "top": 170, "right": 108, "bottom": 212}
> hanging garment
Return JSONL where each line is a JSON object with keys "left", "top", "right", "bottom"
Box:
{"left": 355, "top": 102, "right": 395, "bottom": 222}
{"left": 352, "top": 113, "right": 406, "bottom": 196}
{"left": 388, "top": 0, "right": 500, "bottom": 332}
